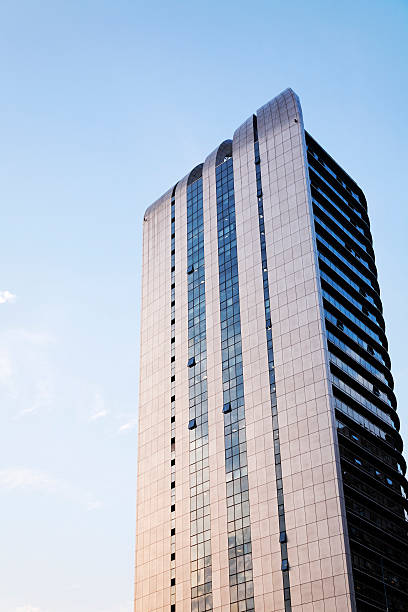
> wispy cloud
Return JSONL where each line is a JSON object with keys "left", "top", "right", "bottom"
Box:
{"left": 118, "top": 418, "right": 137, "bottom": 433}
{"left": 0, "top": 353, "right": 13, "bottom": 385}
{"left": 89, "top": 409, "right": 109, "bottom": 421}
{"left": 0, "top": 468, "right": 101, "bottom": 511}
{"left": 89, "top": 391, "right": 109, "bottom": 422}
{"left": 0, "top": 290, "right": 16, "bottom": 304}
{"left": 0, "top": 327, "right": 114, "bottom": 429}
{"left": 0, "top": 328, "right": 56, "bottom": 417}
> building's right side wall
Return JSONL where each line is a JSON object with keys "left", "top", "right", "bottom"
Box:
{"left": 306, "top": 129, "right": 408, "bottom": 611}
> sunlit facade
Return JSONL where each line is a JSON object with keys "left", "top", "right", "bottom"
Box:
{"left": 135, "top": 89, "right": 408, "bottom": 612}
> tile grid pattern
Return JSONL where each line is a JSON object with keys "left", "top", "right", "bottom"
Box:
{"left": 135, "top": 187, "right": 173, "bottom": 611}
{"left": 232, "top": 116, "right": 283, "bottom": 612}
{"left": 253, "top": 115, "right": 292, "bottom": 610}
{"left": 257, "top": 89, "right": 355, "bottom": 612}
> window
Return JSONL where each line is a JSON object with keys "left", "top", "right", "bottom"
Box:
{"left": 187, "top": 264, "right": 194, "bottom": 274}
{"left": 171, "top": 553, "right": 175, "bottom": 561}
{"left": 187, "top": 357, "right": 196, "bottom": 367}
{"left": 171, "top": 458, "right": 175, "bottom": 466}
{"left": 279, "top": 531, "right": 287, "bottom": 543}
{"left": 171, "top": 481, "right": 175, "bottom": 489}
{"left": 171, "top": 528, "right": 175, "bottom": 536}
{"left": 171, "top": 504, "right": 175, "bottom": 512}
{"left": 188, "top": 418, "right": 197, "bottom": 430}
{"left": 171, "top": 578, "right": 175, "bottom": 586}
{"left": 281, "top": 559, "right": 289, "bottom": 571}
{"left": 222, "top": 402, "right": 231, "bottom": 414}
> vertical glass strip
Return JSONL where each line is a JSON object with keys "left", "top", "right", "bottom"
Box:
{"left": 215, "top": 157, "right": 254, "bottom": 612}
{"left": 187, "top": 177, "right": 213, "bottom": 612}
{"left": 253, "top": 116, "right": 292, "bottom": 611}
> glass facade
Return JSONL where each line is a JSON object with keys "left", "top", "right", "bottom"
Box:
{"left": 186, "top": 174, "right": 213, "bottom": 612}
{"left": 306, "top": 132, "right": 408, "bottom": 612}
{"left": 216, "top": 155, "right": 254, "bottom": 612}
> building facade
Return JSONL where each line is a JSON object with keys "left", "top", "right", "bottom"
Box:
{"left": 135, "top": 89, "right": 408, "bottom": 612}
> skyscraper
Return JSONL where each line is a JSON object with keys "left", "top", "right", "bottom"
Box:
{"left": 135, "top": 88, "right": 408, "bottom": 612}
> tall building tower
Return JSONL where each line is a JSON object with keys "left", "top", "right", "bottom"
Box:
{"left": 135, "top": 89, "right": 408, "bottom": 612}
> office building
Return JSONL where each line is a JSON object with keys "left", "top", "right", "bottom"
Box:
{"left": 135, "top": 88, "right": 408, "bottom": 612}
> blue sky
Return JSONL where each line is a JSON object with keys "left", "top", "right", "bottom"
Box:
{"left": 0, "top": 1, "right": 407, "bottom": 611}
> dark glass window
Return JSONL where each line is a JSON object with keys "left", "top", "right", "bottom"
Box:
{"left": 216, "top": 155, "right": 254, "bottom": 610}
{"left": 187, "top": 176, "right": 212, "bottom": 610}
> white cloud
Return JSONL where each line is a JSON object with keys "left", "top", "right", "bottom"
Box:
{"left": 0, "top": 353, "right": 13, "bottom": 385}
{"left": 14, "top": 606, "right": 43, "bottom": 612}
{"left": 0, "top": 328, "right": 56, "bottom": 417}
{"left": 89, "top": 391, "right": 109, "bottom": 422}
{"left": 0, "top": 327, "right": 115, "bottom": 432}
{"left": 0, "top": 290, "right": 16, "bottom": 304}
{"left": 118, "top": 418, "right": 137, "bottom": 433}
{"left": 19, "top": 378, "right": 53, "bottom": 416}
{"left": 89, "top": 409, "right": 109, "bottom": 421}
{"left": 0, "top": 468, "right": 101, "bottom": 511}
